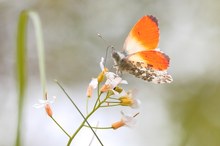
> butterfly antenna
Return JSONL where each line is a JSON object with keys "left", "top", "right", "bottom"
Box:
{"left": 97, "top": 33, "right": 114, "bottom": 67}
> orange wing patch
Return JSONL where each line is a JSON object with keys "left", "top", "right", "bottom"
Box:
{"left": 123, "top": 15, "right": 159, "bottom": 54}
{"left": 127, "top": 50, "right": 169, "bottom": 71}
{"left": 131, "top": 16, "right": 159, "bottom": 49}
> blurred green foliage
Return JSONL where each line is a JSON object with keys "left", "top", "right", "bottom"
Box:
{"left": 167, "top": 79, "right": 220, "bottom": 146}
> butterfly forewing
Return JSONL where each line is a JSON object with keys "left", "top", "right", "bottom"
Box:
{"left": 123, "top": 15, "right": 159, "bottom": 55}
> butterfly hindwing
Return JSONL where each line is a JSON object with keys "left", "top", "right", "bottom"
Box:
{"left": 120, "top": 50, "right": 172, "bottom": 83}
{"left": 127, "top": 50, "right": 169, "bottom": 71}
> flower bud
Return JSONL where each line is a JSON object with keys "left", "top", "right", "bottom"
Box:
{"left": 97, "top": 68, "right": 108, "bottom": 83}
{"left": 100, "top": 84, "right": 111, "bottom": 93}
{"left": 112, "top": 121, "right": 125, "bottom": 130}
{"left": 114, "top": 86, "right": 123, "bottom": 93}
{"left": 111, "top": 112, "right": 137, "bottom": 130}
{"left": 45, "top": 104, "right": 53, "bottom": 117}
{"left": 86, "top": 78, "right": 98, "bottom": 98}
{"left": 119, "top": 96, "right": 134, "bottom": 106}
{"left": 86, "top": 86, "right": 93, "bottom": 98}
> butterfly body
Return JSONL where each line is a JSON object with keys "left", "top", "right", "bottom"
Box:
{"left": 112, "top": 15, "right": 173, "bottom": 84}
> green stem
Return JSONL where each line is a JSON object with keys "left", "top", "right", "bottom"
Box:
{"left": 51, "top": 116, "right": 71, "bottom": 138}
{"left": 55, "top": 80, "right": 104, "bottom": 146}
{"left": 86, "top": 97, "right": 89, "bottom": 115}
{"left": 67, "top": 106, "right": 99, "bottom": 145}
{"left": 93, "top": 83, "right": 101, "bottom": 110}
{"left": 108, "top": 97, "right": 120, "bottom": 100}
{"left": 100, "top": 104, "right": 120, "bottom": 108}
{"left": 106, "top": 101, "right": 120, "bottom": 103}
{"left": 68, "top": 93, "right": 111, "bottom": 144}
{"left": 83, "top": 125, "right": 112, "bottom": 130}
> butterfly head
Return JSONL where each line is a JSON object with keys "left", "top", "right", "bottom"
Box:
{"left": 112, "top": 50, "right": 126, "bottom": 65}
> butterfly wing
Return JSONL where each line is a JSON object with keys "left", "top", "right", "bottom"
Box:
{"left": 127, "top": 50, "right": 169, "bottom": 70}
{"left": 123, "top": 50, "right": 172, "bottom": 83}
{"left": 123, "top": 15, "right": 159, "bottom": 54}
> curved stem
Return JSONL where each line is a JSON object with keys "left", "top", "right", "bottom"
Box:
{"left": 28, "top": 11, "right": 47, "bottom": 97}
{"left": 16, "top": 10, "right": 47, "bottom": 146}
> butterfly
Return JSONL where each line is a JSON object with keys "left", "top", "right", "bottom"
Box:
{"left": 112, "top": 15, "right": 173, "bottom": 84}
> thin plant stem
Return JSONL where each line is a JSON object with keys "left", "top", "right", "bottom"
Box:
{"left": 88, "top": 122, "right": 99, "bottom": 146}
{"left": 86, "top": 97, "right": 89, "bottom": 115}
{"left": 50, "top": 116, "right": 71, "bottom": 138}
{"left": 84, "top": 125, "right": 112, "bottom": 130}
{"left": 93, "top": 83, "right": 101, "bottom": 110}
{"left": 97, "top": 83, "right": 101, "bottom": 103}
{"left": 69, "top": 92, "right": 112, "bottom": 144}
{"left": 108, "top": 97, "right": 120, "bottom": 100}
{"left": 55, "top": 80, "right": 104, "bottom": 146}
{"left": 100, "top": 104, "right": 120, "bottom": 108}
{"left": 106, "top": 101, "right": 120, "bottom": 103}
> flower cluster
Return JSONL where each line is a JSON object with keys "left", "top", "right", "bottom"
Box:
{"left": 34, "top": 57, "right": 141, "bottom": 146}
{"left": 86, "top": 57, "right": 140, "bottom": 129}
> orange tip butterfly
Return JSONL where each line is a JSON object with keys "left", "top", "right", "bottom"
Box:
{"left": 112, "top": 15, "right": 173, "bottom": 84}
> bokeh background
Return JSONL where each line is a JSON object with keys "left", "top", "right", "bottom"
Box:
{"left": 1, "top": 0, "right": 220, "bottom": 146}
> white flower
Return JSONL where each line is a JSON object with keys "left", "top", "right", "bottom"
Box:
{"left": 112, "top": 111, "right": 138, "bottom": 129}
{"left": 118, "top": 90, "right": 141, "bottom": 108}
{"left": 100, "top": 57, "right": 127, "bottom": 84}
{"left": 97, "top": 57, "right": 128, "bottom": 93}
{"left": 88, "top": 57, "right": 128, "bottom": 94}
{"left": 33, "top": 95, "right": 56, "bottom": 117}
{"left": 33, "top": 96, "right": 56, "bottom": 108}
{"left": 87, "top": 57, "right": 106, "bottom": 97}
{"left": 101, "top": 73, "right": 127, "bottom": 92}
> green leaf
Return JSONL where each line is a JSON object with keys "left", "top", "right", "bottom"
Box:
{"left": 16, "top": 10, "right": 47, "bottom": 146}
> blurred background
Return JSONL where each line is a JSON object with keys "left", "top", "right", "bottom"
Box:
{"left": 1, "top": 0, "right": 220, "bottom": 146}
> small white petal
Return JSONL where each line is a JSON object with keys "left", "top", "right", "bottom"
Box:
{"left": 33, "top": 103, "right": 45, "bottom": 108}
{"left": 120, "top": 111, "right": 137, "bottom": 127}
{"left": 111, "top": 77, "right": 122, "bottom": 87}
{"left": 33, "top": 95, "right": 56, "bottom": 109}
{"left": 38, "top": 99, "right": 47, "bottom": 104}
{"left": 89, "top": 78, "right": 98, "bottom": 89}
{"left": 105, "top": 72, "right": 116, "bottom": 79}
{"left": 120, "top": 80, "right": 128, "bottom": 84}
{"left": 100, "top": 57, "right": 105, "bottom": 71}
{"left": 123, "top": 116, "right": 137, "bottom": 127}
{"left": 48, "top": 99, "right": 55, "bottom": 104}
{"left": 131, "top": 99, "right": 141, "bottom": 109}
